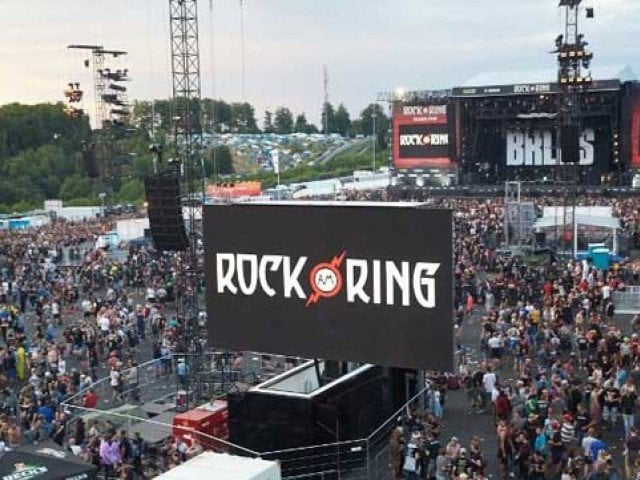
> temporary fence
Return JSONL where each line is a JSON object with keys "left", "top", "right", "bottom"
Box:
{"left": 61, "top": 356, "right": 430, "bottom": 480}
{"left": 612, "top": 286, "right": 640, "bottom": 314}
{"left": 260, "top": 382, "right": 431, "bottom": 480}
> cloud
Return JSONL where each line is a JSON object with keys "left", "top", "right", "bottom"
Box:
{"left": 0, "top": 0, "right": 638, "bottom": 127}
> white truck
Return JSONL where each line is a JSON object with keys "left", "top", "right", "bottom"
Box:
{"left": 154, "top": 451, "right": 281, "bottom": 480}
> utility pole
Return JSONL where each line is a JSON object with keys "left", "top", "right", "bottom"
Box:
{"left": 239, "top": 0, "right": 246, "bottom": 100}
{"left": 371, "top": 108, "right": 377, "bottom": 172}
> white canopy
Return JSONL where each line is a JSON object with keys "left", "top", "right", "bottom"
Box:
{"left": 534, "top": 214, "right": 620, "bottom": 230}
{"left": 155, "top": 452, "right": 281, "bottom": 480}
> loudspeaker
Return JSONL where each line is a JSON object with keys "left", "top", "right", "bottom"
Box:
{"left": 144, "top": 170, "right": 189, "bottom": 251}
{"left": 83, "top": 144, "right": 100, "bottom": 178}
{"left": 586, "top": 7, "right": 594, "bottom": 18}
{"left": 560, "top": 125, "right": 581, "bottom": 163}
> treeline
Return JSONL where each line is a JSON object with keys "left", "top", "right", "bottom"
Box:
{"left": 0, "top": 98, "right": 389, "bottom": 212}
{"left": 132, "top": 98, "right": 389, "bottom": 141}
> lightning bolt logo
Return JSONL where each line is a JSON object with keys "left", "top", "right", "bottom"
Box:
{"left": 306, "top": 250, "right": 346, "bottom": 307}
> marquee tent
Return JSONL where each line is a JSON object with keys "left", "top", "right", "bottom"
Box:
{"left": 0, "top": 441, "right": 97, "bottom": 480}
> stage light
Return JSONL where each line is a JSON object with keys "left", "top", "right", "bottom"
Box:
{"left": 555, "top": 34, "right": 564, "bottom": 48}
{"left": 394, "top": 87, "right": 406, "bottom": 100}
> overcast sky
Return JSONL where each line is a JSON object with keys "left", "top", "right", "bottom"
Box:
{"left": 1, "top": 0, "right": 638, "bottom": 127}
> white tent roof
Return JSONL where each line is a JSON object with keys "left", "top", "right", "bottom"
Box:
{"left": 534, "top": 214, "right": 620, "bottom": 230}
{"left": 155, "top": 452, "right": 280, "bottom": 480}
{"left": 461, "top": 65, "right": 635, "bottom": 87}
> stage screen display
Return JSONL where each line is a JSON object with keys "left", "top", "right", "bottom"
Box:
{"left": 505, "top": 128, "right": 595, "bottom": 166}
{"left": 393, "top": 105, "right": 453, "bottom": 169}
{"left": 204, "top": 203, "right": 454, "bottom": 371}
{"left": 632, "top": 95, "right": 640, "bottom": 168}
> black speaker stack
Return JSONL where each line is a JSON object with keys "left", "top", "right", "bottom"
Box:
{"left": 82, "top": 143, "right": 100, "bottom": 178}
{"left": 560, "top": 125, "right": 581, "bottom": 164}
{"left": 144, "top": 169, "right": 189, "bottom": 251}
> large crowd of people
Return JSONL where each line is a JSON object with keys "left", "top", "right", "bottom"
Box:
{"left": 1, "top": 190, "right": 640, "bottom": 479}
{"left": 0, "top": 217, "right": 205, "bottom": 479}
{"left": 373, "top": 192, "right": 640, "bottom": 480}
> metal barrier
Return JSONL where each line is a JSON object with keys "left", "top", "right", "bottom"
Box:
{"left": 63, "top": 356, "right": 178, "bottom": 409}
{"left": 60, "top": 354, "right": 428, "bottom": 480}
{"left": 613, "top": 286, "right": 640, "bottom": 314}
{"left": 61, "top": 403, "right": 260, "bottom": 457}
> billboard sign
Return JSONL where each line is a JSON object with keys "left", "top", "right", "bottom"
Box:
{"left": 44, "top": 200, "right": 63, "bottom": 212}
{"left": 204, "top": 203, "right": 454, "bottom": 371}
{"left": 393, "top": 105, "right": 453, "bottom": 169}
{"left": 451, "top": 79, "right": 621, "bottom": 97}
{"left": 206, "top": 181, "right": 262, "bottom": 198}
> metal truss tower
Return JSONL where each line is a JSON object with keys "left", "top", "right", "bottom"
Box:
{"left": 169, "top": 0, "right": 206, "bottom": 409}
{"left": 554, "top": 0, "right": 594, "bottom": 257}
{"left": 556, "top": 0, "right": 593, "bottom": 144}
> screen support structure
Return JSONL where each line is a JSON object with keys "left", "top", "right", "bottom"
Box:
{"left": 504, "top": 181, "right": 522, "bottom": 249}
{"left": 169, "top": 0, "right": 207, "bottom": 409}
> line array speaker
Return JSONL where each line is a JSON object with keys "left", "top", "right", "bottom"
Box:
{"left": 560, "top": 125, "right": 581, "bottom": 164}
{"left": 144, "top": 169, "right": 189, "bottom": 251}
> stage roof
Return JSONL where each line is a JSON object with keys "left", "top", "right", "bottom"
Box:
{"left": 460, "top": 64, "right": 636, "bottom": 87}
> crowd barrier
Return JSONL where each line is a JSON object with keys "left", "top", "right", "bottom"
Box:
{"left": 612, "top": 286, "right": 640, "bottom": 314}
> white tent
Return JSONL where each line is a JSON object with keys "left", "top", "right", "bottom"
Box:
{"left": 534, "top": 213, "right": 621, "bottom": 256}
{"left": 155, "top": 451, "right": 281, "bottom": 480}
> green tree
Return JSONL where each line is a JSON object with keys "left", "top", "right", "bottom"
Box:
{"left": 230, "top": 102, "right": 259, "bottom": 133}
{"left": 60, "top": 175, "right": 94, "bottom": 201}
{"left": 359, "top": 103, "right": 390, "bottom": 149}
{"left": 350, "top": 119, "right": 363, "bottom": 137}
{"left": 334, "top": 103, "right": 351, "bottom": 137}
{"left": 274, "top": 107, "right": 294, "bottom": 134}
{"left": 321, "top": 102, "right": 337, "bottom": 134}
{"left": 0, "top": 102, "right": 90, "bottom": 160}
{"left": 118, "top": 178, "right": 145, "bottom": 203}
{"left": 294, "top": 113, "right": 308, "bottom": 133}
{"left": 263, "top": 111, "right": 275, "bottom": 133}
{"left": 205, "top": 146, "right": 233, "bottom": 177}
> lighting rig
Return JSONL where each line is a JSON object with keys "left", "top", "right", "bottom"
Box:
{"left": 63, "top": 82, "right": 84, "bottom": 119}
{"left": 67, "top": 44, "right": 134, "bottom": 188}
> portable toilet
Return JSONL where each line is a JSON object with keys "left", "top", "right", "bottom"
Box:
{"left": 591, "top": 247, "right": 611, "bottom": 270}
{"left": 588, "top": 243, "right": 606, "bottom": 257}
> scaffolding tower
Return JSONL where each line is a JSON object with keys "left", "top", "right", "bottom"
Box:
{"left": 169, "top": 0, "right": 207, "bottom": 410}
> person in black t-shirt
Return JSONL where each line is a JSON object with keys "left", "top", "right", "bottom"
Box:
{"left": 603, "top": 382, "right": 621, "bottom": 427}
{"left": 621, "top": 389, "right": 638, "bottom": 437}
{"left": 529, "top": 451, "right": 546, "bottom": 479}
{"left": 575, "top": 403, "right": 592, "bottom": 444}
